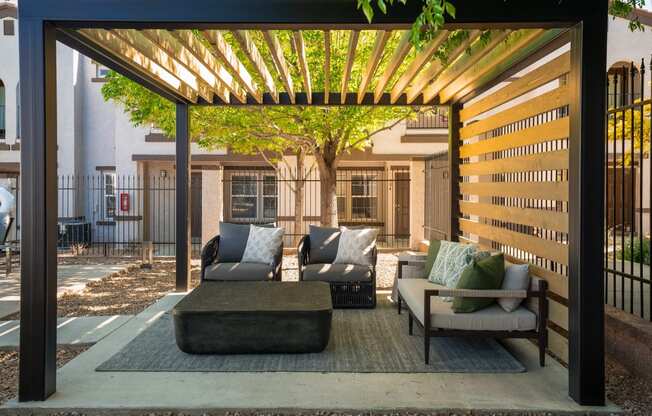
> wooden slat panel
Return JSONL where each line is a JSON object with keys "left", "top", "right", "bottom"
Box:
{"left": 357, "top": 30, "right": 391, "bottom": 104}
{"left": 293, "top": 31, "right": 312, "bottom": 104}
{"left": 460, "top": 181, "right": 568, "bottom": 201}
{"left": 439, "top": 29, "right": 546, "bottom": 104}
{"left": 461, "top": 52, "right": 571, "bottom": 122}
{"left": 406, "top": 30, "right": 481, "bottom": 104}
{"left": 459, "top": 201, "right": 568, "bottom": 233}
{"left": 78, "top": 29, "right": 198, "bottom": 103}
{"left": 460, "top": 118, "right": 569, "bottom": 158}
{"left": 374, "top": 30, "right": 412, "bottom": 103}
{"left": 113, "top": 29, "right": 213, "bottom": 103}
{"left": 142, "top": 29, "right": 230, "bottom": 103}
{"left": 340, "top": 30, "right": 360, "bottom": 104}
{"left": 203, "top": 30, "right": 262, "bottom": 103}
{"left": 263, "top": 30, "right": 295, "bottom": 104}
{"left": 171, "top": 29, "right": 246, "bottom": 103}
{"left": 460, "top": 85, "right": 569, "bottom": 139}
{"left": 324, "top": 30, "right": 331, "bottom": 105}
{"left": 548, "top": 327, "right": 569, "bottom": 363}
{"left": 460, "top": 149, "right": 568, "bottom": 176}
{"left": 389, "top": 30, "right": 448, "bottom": 103}
{"left": 232, "top": 30, "right": 278, "bottom": 103}
{"left": 459, "top": 219, "right": 568, "bottom": 265}
{"left": 549, "top": 298, "right": 569, "bottom": 332}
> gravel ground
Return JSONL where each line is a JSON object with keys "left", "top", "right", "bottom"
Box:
{"left": 606, "top": 358, "right": 652, "bottom": 415}
{"left": 0, "top": 345, "right": 89, "bottom": 405}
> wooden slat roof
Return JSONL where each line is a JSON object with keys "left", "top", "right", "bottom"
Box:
{"left": 75, "top": 27, "right": 563, "bottom": 105}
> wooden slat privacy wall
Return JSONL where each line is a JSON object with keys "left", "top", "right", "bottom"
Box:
{"left": 457, "top": 50, "right": 570, "bottom": 361}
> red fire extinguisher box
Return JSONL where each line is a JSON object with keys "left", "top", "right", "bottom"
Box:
{"left": 120, "top": 193, "right": 130, "bottom": 212}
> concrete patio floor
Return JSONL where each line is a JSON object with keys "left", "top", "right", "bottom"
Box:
{"left": 3, "top": 293, "right": 620, "bottom": 414}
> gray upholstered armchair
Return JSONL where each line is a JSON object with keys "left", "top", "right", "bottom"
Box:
{"left": 200, "top": 223, "right": 283, "bottom": 282}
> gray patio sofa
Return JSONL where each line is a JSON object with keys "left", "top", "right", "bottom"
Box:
{"left": 200, "top": 222, "right": 283, "bottom": 282}
{"left": 397, "top": 260, "right": 549, "bottom": 366}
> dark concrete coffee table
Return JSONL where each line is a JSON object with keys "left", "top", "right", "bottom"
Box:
{"left": 172, "top": 281, "right": 333, "bottom": 354}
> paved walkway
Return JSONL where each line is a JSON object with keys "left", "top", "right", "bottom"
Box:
{"left": 0, "top": 263, "right": 136, "bottom": 319}
{"left": 0, "top": 315, "right": 133, "bottom": 347}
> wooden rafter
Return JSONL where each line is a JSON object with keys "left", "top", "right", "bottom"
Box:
{"left": 422, "top": 30, "right": 511, "bottom": 104}
{"left": 340, "top": 30, "right": 360, "bottom": 104}
{"left": 373, "top": 30, "right": 412, "bottom": 103}
{"left": 112, "top": 29, "right": 213, "bottom": 103}
{"left": 293, "top": 31, "right": 312, "bottom": 104}
{"left": 405, "top": 30, "right": 482, "bottom": 104}
{"left": 78, "top": 29, "right": 198, "bottom": 102}
{"left": 389, "top": 30, "right": 448, "bottom": 103}
{"left": 203, "top": 29, "right": 262, "bottom": 103}
{"left": 232, "top": 30, "right": 278, "bottom": 103}
{"left": 263, "top": 31, "right": 295, "bottom": 104}
{"left": 324, "top": 30, "right": 331, "bottom": 104}
{"left": 171, "top": 30, "right": 246, "bottom": 103}
{"left": 357, "top": 30, "right": 391, "bottom": 104}
{"left": 142, "top": 29, "right": 230, "bottom": 103}
{"left": 442, "top": 29, "right": 553, "bottom": 104}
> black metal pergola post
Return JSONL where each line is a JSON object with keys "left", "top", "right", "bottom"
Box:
{"left": 17, "top": 0, "right": 608, "bottom": 406}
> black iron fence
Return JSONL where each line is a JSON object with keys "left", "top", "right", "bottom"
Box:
{"left": 406, "top": 109, "right": 448, "bottom": 129}
{"left": 222, "top": 166, "right": 411, "bottom": 249}
{"left": 5, "top": 166, "right": 411, "bottom": 258}
{"left": 604, "top": 58, "right": 652, "bottom": 321}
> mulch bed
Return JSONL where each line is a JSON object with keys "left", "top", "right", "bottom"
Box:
{"left": 0, "top": 345, "right": 90, "bottom": 405}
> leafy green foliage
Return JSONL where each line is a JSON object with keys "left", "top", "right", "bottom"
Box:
{"left": 359, "top": 0, "right": 647, "bottom": 51}
{"left": 617, "top": 237, "right": 651, "bottom": 265}
{"left": 610, "top": 0, "right": 647, "bottom": 31}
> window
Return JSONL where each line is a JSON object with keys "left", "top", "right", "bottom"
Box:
{"left": 0, "top": 79, "right": 5, "bottom": 139}
{"left": 102, "top": 172, "right": 117, "bottom": 219}
{"left": 229, "top": 172, "right": 277, "bottom": 222}
{"left": 94, "top": 63, "right": 110, "bottom": 81}
{"left": 351, "top": 175, "right": 378, "bottom": 220}
{"left": 337, "top": 172, "right": 379, "bottom": 222}
{"left": 3, "top": 19, "right": 15, "bottom": 36}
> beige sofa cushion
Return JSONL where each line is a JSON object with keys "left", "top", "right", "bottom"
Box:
{"left": 397, "top": 278, "right": 537, "bottom": 332}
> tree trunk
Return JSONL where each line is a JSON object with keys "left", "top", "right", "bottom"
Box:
{"left": 293, "top": 148, "right": 305, "bottom": 245}
{"left": 316, "top": 149, "right": 339, "bottom": 227}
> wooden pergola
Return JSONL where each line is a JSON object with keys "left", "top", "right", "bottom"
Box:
{"left": 18, "top": 0, "right": 608, "bottom": 408}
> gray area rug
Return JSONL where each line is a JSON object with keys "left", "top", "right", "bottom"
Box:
{"left": 96, "top": 302, "right": 525, "bottom": 373}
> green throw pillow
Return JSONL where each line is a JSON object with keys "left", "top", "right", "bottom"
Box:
{"left": 452, "top": 253, "right": 505, "bottom": 313}
{"left": 424, "top": 239, "right": 441, "bottom": 277}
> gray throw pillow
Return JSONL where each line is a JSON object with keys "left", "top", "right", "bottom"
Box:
{"left": 498, "top": 263, "right": 531, "bottom": 312}
{"left": 217, "top": 222, "right": 250, "bottom": 262}
{"left": 241, "top": 225, "right": 285, "bottom": 265}
{"left": 333, "top": 227, "right": 378, "bottom": 266}
{"left": 217, "top": 222, "right": 275, "bottom": 262}
{"left": 308, "top": 225, "right": 341, "bottom": 264}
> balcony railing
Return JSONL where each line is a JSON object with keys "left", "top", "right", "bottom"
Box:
{"left": 406, "top": 111, "right": 449, "bottom": 129}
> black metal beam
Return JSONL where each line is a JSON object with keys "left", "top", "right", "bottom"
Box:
{"left": 447, "top": 103, "right": 461, "bottom": 242}
{"left": 19, "top": 0, "right": 584, "bottom": 28}
{"left": 175, "top": 102, "right": 191, "bottom": 292}
{"left": 568, "top": 8, "right": 608, "bottom": 406}
{"left": 18, "top": 19, "right": 58, "bottom": 402}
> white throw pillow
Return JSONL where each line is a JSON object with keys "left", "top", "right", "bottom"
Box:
{"left": 333, "top": 227, "right": 378, "bottom": 266}
{"left": 499, "top": 263, "right": 531, "bottom": 312}
{"left": 241, "top": 225, "right": 284, "bottom": 265}
{"left": 428, "top": 240, "right": 477, "bottom": 288}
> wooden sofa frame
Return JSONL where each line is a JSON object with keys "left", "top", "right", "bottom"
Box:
{"left": 396, "top": 261, "right": 549, "bottom": 366}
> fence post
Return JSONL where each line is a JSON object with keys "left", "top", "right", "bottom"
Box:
{"left": 448, "top": 103, "right": 461, "bottom": 242}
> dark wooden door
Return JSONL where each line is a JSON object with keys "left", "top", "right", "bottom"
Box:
{"left": 394, "top": 172, "right": 410, "bottom": 237}
{"left": 191, "top": 172, "right": 202, "bottom": 239}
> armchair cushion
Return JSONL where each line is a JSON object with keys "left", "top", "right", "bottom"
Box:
{"left": 217, "top": 222, "right": 251, "bottom": 262}
{"left": 397, "top": 278, "right": 536, "bottom": 331}
{"left": 452, "top": 254, "right": 505, "bottom": 313}
{"left": 308, "top": 225, "right": 341, "bottom": 264}
{"left": 203, "top": 262, "right": 274, "bottom": 281}
{"left": 241, "top": 225, "right": 284, "bottom": 265}
{"left": 333, "top": 227, "right": 378, "bottom": 266}
{"left": 302, "top": 263, "right": 373, "bottom": 283}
